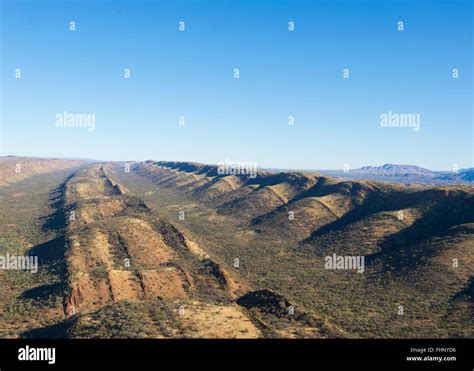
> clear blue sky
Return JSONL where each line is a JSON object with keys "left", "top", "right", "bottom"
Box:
{"left": 1, "top": 0, "right": 472, "bottom": 170}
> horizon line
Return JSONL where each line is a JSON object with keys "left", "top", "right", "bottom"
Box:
{"left": 1, "top": 154, "right": 471, "bottom": 173}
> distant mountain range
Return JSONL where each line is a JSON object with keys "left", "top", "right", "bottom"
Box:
{"left": 316, "top": 164, "right": 474, "bottom": 185}
{"left": 1, "top": 156, "right": 472, "bottom": 186}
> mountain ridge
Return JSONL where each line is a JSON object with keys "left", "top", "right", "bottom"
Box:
{"left": 0, "top": 156, "right": 472, "bottom": 338}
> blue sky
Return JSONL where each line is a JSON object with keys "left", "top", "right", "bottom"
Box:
{"left": 1, "top": 0, "right": 472, "bottom": 170}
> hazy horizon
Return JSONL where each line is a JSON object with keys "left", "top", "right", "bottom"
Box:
{"left": 2, "top": 152, "right": 473, "bottom": 173}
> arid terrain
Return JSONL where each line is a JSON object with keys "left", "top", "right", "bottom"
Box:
{"left": 0, "top": 156, "right": 472, "bottom": 338}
